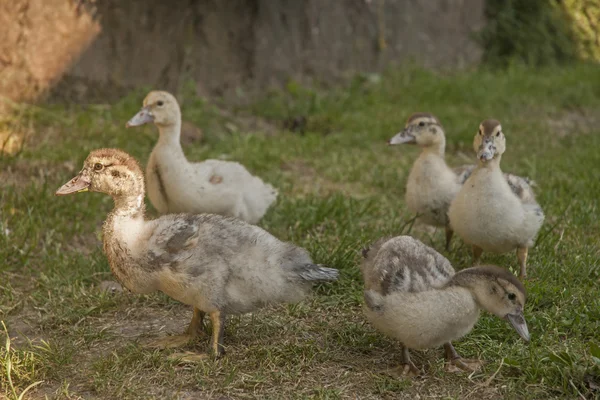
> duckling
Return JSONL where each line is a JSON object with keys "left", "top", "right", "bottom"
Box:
{"left": 388, "top": 113, "right": 473, "bottom": 250}
{"left": 448, "top": 120, "right": 544, "bottom": 279}
{"left": 388, "top": 113, "right": 536, "bottom": 251}
{"left": 126, "top": 91, "right": 277, "bottom": 224}
{"left": 361, "top": 236, "right": 529, "bottom": 376}
{"left": 56, "top": 149, "right": 338, "bottom": 360}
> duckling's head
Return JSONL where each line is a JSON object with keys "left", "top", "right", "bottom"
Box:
{"left": 388, "top": 113, "right": 445, "bottom": 149}
{"left": 126, "top": 91, "right": 181, "bottom": 128}
{"left": 473, "top": 119, "right": 506, "bottom": 162}
{"left": 452, "top": 265, "right": 530, "bottom": 342}
{"left": 56, "top": 149, "right": 145, "bottom": 201}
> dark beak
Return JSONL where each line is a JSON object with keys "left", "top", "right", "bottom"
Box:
{"left": 126, "top": 106, "right": 154, "bottom": 127}
{"left": 505, "top": 312, "right": 530, "bottom": 342}
{"left": 56, "top": 173, "right": 91, "bottom": 196}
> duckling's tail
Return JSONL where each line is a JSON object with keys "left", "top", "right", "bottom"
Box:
{"left": 298, "top": 264, "right": 339, "bottom": 282}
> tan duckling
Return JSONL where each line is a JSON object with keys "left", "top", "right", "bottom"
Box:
{"left": 361, "top": 236, "right": 529, "bottom": 376}
{"left": 388, "top": 113, "right": 473, "bottom": 249}
{"left": 448, "top": 120, "right": 544, "bottom": 279}
{"left": 126, "top": 91, "right": 277, "bottom": 224}
{"left": 388, "top": 113, "right": 537, "bottom": 251}
{"left": 56, "top": 149, "right": 338, "bottom": 360}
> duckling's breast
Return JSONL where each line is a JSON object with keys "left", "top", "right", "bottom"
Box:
{"left": 365, "top": 287, "right": 479, "bottom": 349}
{"left": 103, "top": 215, "right": 158, "bottom": 294}
{"left": 406, "top": 155, "right": 460, "bottom": 227}
{"left": 449, "top": 168, "right": 525, "bottom": 252}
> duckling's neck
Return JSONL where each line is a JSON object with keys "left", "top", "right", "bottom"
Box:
{"left": 477, "top": 155, "right": 502, "bottom": 170}
{"left": 446, "top": 269, "right": 491, "bottom": 308}
{"left": 112, "top": 194, "right": 146, "bottom": 218}
{"left": 157, "top": 121, "right": 182, "bottom": 148}
{"left": 103, "top": 193, "right": 151, "bottom": 294}
{"left": 420, "top": 139, "right": 446, "bottom": 157}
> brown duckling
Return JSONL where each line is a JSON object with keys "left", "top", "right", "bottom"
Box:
{"left": 56, "top": 148, "right": 338, "bottom": 360}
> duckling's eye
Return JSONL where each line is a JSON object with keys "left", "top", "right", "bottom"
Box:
{"left": 508, "top": 293, "right": 516, "bottom": 301}
{"left": 157, "top": 101, "right": 164, "bottom": 107}
{"left": 418, "top": 121, "right": 425, "bottom": 127}
{"left": 478, "top": 129, "right": 483, "bottom": 135}
{"left": 496, "top": 131, "right": 501, "bottom": 137}
{"left": 93, "top": 163, "right": 104, "bottom": 171}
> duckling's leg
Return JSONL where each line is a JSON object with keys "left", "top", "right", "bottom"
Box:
{"left": 445, "top": 226, "right": 454, "bottom": 251}
{"left": 166, "top": 310, "right": 226, "bottom": 363}
{"left": 517, "top": 247, "right": 528, "bottom": 279}
{"left": 443, "top": 343, "right": 484, "bottom": 372}
{"left": 146, "top": 307, "right": 206, "bottom": 349}
{"left": 472, "top": 246, "right": 483, "bottom": 265}
{"left": 208, "top": 310, "right": 226, "bottom": 357}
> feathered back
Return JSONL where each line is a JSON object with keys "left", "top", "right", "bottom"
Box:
{"left": 504, "top": 173, "right": 538, "bottom": 204}
{"left": 361, "top": 236, "right": 455, "bottom": 295}
{"left": 453, "top": 164, "right": 476, "bottom": 185}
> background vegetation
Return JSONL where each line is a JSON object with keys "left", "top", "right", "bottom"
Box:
{"left": 1, "top": 63, "right": 600, "bottom": 399}
{"left": 478, "top": 0, "right": 600, "bottom": 66}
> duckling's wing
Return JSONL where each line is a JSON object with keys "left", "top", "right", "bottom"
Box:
{"left": 147, "top": 214, "right": 251, "bottom": 270}
{"left": 453, "top": 164, "right": 475, "bottom": 185}
{"left": 503, "top": 173, "right": 537, "bottom": 204}
{"left": 194, "top": 159, "right": 278, "bottom": 222}
{"left": 361, "top": 236, "right": 454, "bottom": 295}
{"left": 148, "top": 214, "right": 324, "bottom": 279}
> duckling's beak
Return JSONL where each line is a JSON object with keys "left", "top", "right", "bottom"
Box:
{"left": 126, "top": 106, "right": 154, "bottom": 127}
{"left": 477, "top": 138, "right": 496, "bottom": 161}
{"left": 505, "top": 312, "right": 530, "bottom": 342}
{"left": 388, "top": 127, "right": 416, "bottom": 145}
{"left": 55, "top": 173, "right": 91, "bottom": 196}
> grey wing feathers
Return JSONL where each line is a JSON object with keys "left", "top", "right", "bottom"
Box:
{"left": 453, "top": 164, "right": 475, "bottom": 184}
{"left": 361, "top": 236, "right": 454, "bottom": 295}
{"left": 151, "top": 215, "right": 201, "bottom": 255}
{"left": 150, "top": 213, "right": 261, "bottom": 265}
{"left": 297, "top": 264, "right": 339, "bottom": 282}
{"left": 503, "top": 173, "right": 538, "bottom": 203}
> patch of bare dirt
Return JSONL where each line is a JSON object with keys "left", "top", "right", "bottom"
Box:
{"left": 280, "top": 159, "right": 375, "bottom": 198}
{"left": 547, "top": 109, "right": 600, "bottom": 138}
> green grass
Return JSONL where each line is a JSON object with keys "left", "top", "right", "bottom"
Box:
{"left": 1, "top": 63, "right": 600, "bottom": 399}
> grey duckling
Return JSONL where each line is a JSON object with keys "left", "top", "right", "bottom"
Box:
{"left": 361, "top": 235, "right": 529, "bottom": 376}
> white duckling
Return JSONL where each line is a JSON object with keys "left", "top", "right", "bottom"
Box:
{"left": 388, "top": 113, "right": 537, "bottom": 251}
{"left": 56, "top": 149, "right": 338, "bottom": 359}
{"left": 361, "top": 236, "right": 529, "bottom": 376}
{"left": 126, "top": 91, "right": 277, "bottom": 224}
{"left": 448, "top": 120, "right": 544, "bottom": 279}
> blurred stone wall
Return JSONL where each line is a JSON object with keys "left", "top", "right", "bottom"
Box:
{"left": 1, "top": 0, "right": 485, "bottom": 105}
{"left": 0, "top": 0, "right": 100, "bottom": 109}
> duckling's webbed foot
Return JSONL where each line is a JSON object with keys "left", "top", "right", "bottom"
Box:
{"left": 146, "top": 307, "right": 206, "bottom": 349}
{"left": 443, "top": 342, "right": 484, "bottom": 372}
{"left": 146, "top": 334, "right": 195, "bottom": 349}
{"left": 384, "top": 345, "right": 421, "bottom": 377}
